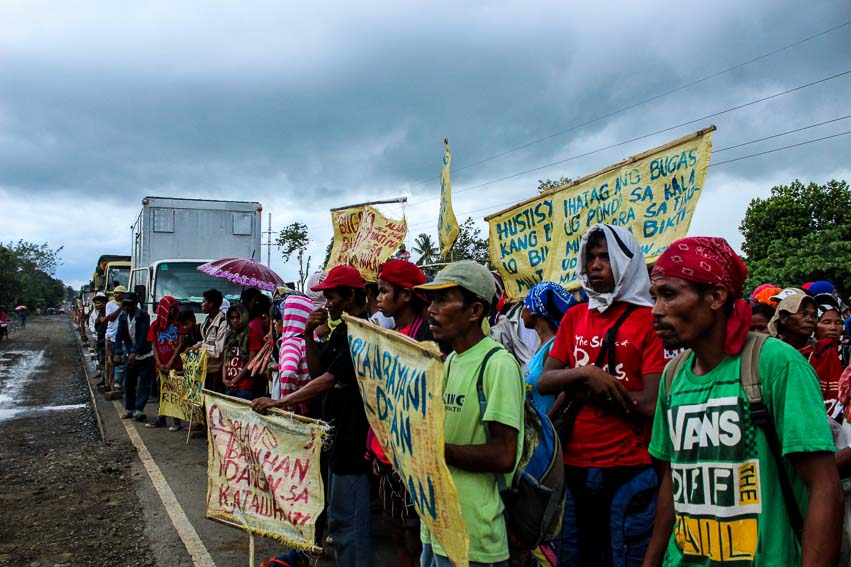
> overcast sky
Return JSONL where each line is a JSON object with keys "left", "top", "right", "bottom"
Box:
{"left": 1, "top": 0, "right": 849, "bottom": 289}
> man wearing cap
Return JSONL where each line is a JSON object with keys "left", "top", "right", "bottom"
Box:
{"left": 114, "top": 292, "right": 154, "bottom": 421}
{"left": 643, "top": 237, "right": 842, "bottom": 567}
{"left": 538, "top": 224, "right": 667, "bottom": 566}
{"left": 253, "top": 265, "right": 372, "bottom": 567}
{"left": 414, "top": 260, "right": 524, "bottom": 567}
{"left": 377, "top": 260, "right": 432, "bottom": 342}
{"left": 105, "top": 285, "right": 127, "bottom": 391}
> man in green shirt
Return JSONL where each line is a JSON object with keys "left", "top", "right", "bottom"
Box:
{"left": 415, "top": 261, "right": 524, "bottom": 567}
{"left": 643, "top": 237, "right": 842, "bottom": 567}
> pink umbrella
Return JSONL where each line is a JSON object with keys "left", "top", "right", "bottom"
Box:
{"left": 197, "top": 258, "right": 285, "bottom": 293}
{"left": 15, "top": 306, "right": 27, "bottom": 311}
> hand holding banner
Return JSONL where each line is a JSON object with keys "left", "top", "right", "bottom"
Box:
{"left": 344, "top": 314, "right": 470, "bottom": 567}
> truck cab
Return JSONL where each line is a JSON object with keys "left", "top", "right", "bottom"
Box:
{"left": 128, "top": 197, "right": 262, "bottom": 323}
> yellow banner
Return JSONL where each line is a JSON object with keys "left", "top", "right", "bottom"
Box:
{"left": 159, "top": 370, "right": 205, "bottom": 423}
{"left": 181, "top": 349, "right": 207, "bottom": 407}
{"left": 438, "top": 139, "right": 460, "bottom": 258}
{"left": 324, "top": 206, "right": 366, "bottom": 272}
{"left": 347, "top": 206, "right": 408, "bottom": 279}
{"left": 204, "top": 391, "right": 330, "bottom": 552}
{"left": 486, "top": 128, "right": 714, "bottom": 298}
{"left": 344, "top": 314, "right": 470, "bottom": 567}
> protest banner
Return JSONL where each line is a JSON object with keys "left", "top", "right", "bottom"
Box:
{"left": 324, "top": 205, "right": 366, "bottom": 272}
{"left": 486, "top": 127, "right": 715, "bottom": 298}
{"left": 438, "top": 139, "right": 460, "bottom": 257}
{"left": 159, "top": 370, "right": 205, "bottom": 424}
{"left": 344, "top": 314, "right": 470, "bottom": 567}
{"left": 181, "top": 349, "right": 207, "bottom": 407}
{"left": 347, "top": 206, "right": 408, "bottom": 278}
{"left": 204, "top": 390, "right": 330, "bottom": 552}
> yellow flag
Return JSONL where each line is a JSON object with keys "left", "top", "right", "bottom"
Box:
{"left": 438, "top": 139, "right": 459, "bottom": 258}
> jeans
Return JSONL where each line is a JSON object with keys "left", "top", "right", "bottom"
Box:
{"left": 420, "top": 544, "right": 509, "bottom": 567}
{"left": 554, "top": 465, "right": 657, "bottom": 567}
{"left": 124, "top": 356, "right": 155, "bottom": 413}
{"left": 234, "top": 389, "right": 253, "bottom": 401}
{"left": 328, "top": 472, "right": 372, "bottom": 567}
{"left": 107, "top": 341, "right": 125, "bottom": 388}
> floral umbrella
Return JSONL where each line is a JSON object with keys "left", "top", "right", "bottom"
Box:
{"left": 197, "top": 258, "right": 285, "bottom": 293}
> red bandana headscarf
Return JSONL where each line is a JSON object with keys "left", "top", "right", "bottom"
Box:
{"left": 146, "top": 295, "right": 179, "bottom": 342}
{"left": 652, "top": 237, "right": 752, "bottom": 356}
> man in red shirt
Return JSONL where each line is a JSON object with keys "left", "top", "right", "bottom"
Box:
{"left": 539, "top": 224, "right": 667, "bottom": 567}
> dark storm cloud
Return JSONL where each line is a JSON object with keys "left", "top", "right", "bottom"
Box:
{"left": 0, "top": 0, "right": 848, "bottom": 285}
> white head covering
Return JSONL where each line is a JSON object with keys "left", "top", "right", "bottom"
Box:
{"left": 304, "top": 271, "right": 327, "bottom": 309}
{"left": 578, "top": 224, "right": 653, "bottom": 312}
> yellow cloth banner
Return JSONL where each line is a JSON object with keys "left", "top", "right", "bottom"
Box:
{"left": 325, "top": 205, "right": 407, "bottom": 279}
{"left": 204, "top": 390, "right": 330, "bottom": 551}
{"left": 438, "top": 139, "right": 460, "bottom": 258}
{"left": 159, "top": 370, "right": 206, "bottom": 423}
{"left": 348, "top": 206, "right": 408, "bottom": 279}
{"left": 486, "top": 128, "right": 714, "bottom": 298}
{"left": 181, "top": 349, "right": 207, "bottom": 407}
{"left": 324, "top": 206, "right": 366, "bottom": 272}
{"left": 344, "top": 314, "right": 470, "bottom": 567}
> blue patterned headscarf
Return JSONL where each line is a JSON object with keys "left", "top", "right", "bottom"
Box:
{"left": 523, "top": 282, "right": 578, "bottom": 327}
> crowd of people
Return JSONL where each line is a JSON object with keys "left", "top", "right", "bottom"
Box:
{"left": 80, "top": 225, "right": 851, "bottom": 567}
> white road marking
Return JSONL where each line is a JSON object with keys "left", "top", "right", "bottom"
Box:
{"left": 113, "top": 400, "right": 217, "bottom": 567}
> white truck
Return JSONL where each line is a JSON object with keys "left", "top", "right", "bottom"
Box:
{"left": 129, "top": 196, "right": 262, "bottom": 321}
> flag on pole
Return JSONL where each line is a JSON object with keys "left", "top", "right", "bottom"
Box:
{"left": 438, "top": 139, "right": 459, "bottom": 257}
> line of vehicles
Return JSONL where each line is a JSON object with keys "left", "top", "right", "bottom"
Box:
{"left": 81, "top": 196, "right": 262, "bottom": 322}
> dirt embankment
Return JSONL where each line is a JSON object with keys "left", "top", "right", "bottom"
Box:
{"left": 0, "top": 317, "right": 157, "bottom": 567}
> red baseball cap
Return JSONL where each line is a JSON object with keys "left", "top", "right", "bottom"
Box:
{"left": 378, "top": 260, "right": 426, "bottom": 290}
{"left": 311, "top": 265, "right": 364, "bottom": 291}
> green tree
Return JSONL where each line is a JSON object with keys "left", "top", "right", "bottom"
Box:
{"left": 276, "top": 222, "right": 312, "bottom": 291}
{"left": 445, "top": 217, "right": 490, "bottom": 265}
{"left": 412, "top": 233, "right": 439, "bottom": 265}
{"left": 0, "top": 246, "right": 21, "bottom": 307}
{"left": 739, "top": 179, "right": 851, "bottom": 291}
{"left": 6, "top": 239, "right": 64, "bottom": 276}
{"left": 538, "top": 177, "right": 573, "bottom": 194}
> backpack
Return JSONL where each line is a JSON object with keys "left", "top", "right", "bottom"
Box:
{"left": 475, "top": 347, "right": 566, "bottom": 550}
{"left": 662, "top": 331, "right": 803, "bottom": 541}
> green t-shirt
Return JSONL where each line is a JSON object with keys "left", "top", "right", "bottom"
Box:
{"left": 421, "top": 337, "right": 525, "bottom": 563}
{"left": 649, "top": 337, "right": 835, "bottom": 566}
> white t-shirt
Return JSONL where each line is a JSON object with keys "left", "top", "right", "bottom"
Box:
{"left": 105, "top": 301, "right": 120, "bottom": 340}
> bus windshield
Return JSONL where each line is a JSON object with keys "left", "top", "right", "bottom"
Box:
{"left": 153, "top": 262, "right": 243, "bottom": 305}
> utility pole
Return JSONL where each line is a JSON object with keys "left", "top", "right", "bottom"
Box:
{"left": 262, "top": 213, "right": 274, "bottom": 267}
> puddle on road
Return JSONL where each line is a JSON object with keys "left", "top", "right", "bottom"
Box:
{"left": 0, "top": 349, "right": 82, "bottom": 422}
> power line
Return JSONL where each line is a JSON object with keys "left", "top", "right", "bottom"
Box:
{"left": 404, "top": 20, "right": 851, "bottom": 190}
{"left": 710, "top": 129, "right": 851, "bottom": 167}
{"left": 406, "top": 68, "right": 851, "bottom": 208}
{"left": 713, "top": 115, "right": 851, "bottom": 152}
{"left": 406, "top": 127, "right": 851, "bottom": 232}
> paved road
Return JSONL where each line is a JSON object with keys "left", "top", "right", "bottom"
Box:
{"left": 1, "top": 316, "right": 397, "bottom": 566}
